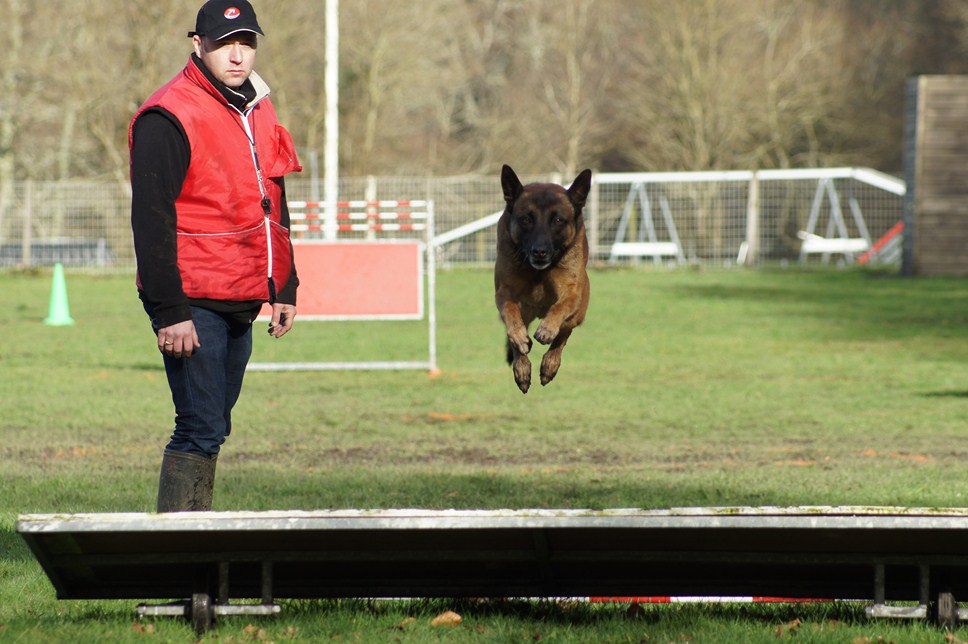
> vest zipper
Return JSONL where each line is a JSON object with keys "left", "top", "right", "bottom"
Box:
{"left": 239, "top": 110, "right": 274, "bottom": 283}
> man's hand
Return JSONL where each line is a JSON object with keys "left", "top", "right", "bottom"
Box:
{"left": 158, "top": 320, "right": 201, "bottom": 358}
{"left": 269, "top": 303, "right": 296, "bottom": 338}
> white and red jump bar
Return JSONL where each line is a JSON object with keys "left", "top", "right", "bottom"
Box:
{"left": 589, "top": 596, "right": 828, "bottom": 604}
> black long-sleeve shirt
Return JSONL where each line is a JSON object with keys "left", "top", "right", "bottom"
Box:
{"left": 130, "top": 56, "right": 297, "bottom": 329}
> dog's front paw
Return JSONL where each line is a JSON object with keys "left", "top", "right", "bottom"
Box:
{"left": 540, "top": 351, "right": 562, "bottom": 386}
{"left": 512, "top": 354, "right": 532, "bottom": 394}
{"left": 509, "top": 331, "right": 532, "bottom": 355}
{"left": 534, "top": 321, "right": 559, "bottom": 345}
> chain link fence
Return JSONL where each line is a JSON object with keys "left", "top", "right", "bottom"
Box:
{"left": 0, "top": 168, "right": 905, "bottom": 272}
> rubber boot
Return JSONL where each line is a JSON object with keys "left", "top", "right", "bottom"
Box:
{"left": 156, "top": 450, "right": 218, "bottom": 512}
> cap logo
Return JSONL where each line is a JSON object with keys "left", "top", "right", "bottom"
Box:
{"left": 224, "top": 7, "right": 241, "bottom": 19}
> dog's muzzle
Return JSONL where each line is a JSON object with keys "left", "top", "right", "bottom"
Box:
{"left": 528, "top": 247, "right": 553, "bottom": 270}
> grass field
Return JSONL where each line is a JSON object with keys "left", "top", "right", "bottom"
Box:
{"left": 3, "top": 265, "right": 968, "bottom": 642}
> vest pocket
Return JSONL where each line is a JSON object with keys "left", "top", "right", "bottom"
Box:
{"left": 177, "top": 223, "right": 269, "bottom": 300}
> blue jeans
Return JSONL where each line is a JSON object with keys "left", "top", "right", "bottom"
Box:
{"left": 144, "top": 304, "right": 253, "bottom": 457}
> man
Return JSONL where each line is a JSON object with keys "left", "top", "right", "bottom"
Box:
{"left": 129, "top": 0, "right": 301, "bottom": 512}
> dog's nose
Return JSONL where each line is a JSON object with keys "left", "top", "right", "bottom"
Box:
{"left": 529, "top": 246, "right": 552, "bottom": 269}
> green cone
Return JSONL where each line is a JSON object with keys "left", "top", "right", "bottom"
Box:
{"left": 43, "top": 263, "right": 75, "bottom": 326}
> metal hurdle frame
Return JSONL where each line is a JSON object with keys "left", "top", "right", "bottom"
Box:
{"left": 248, "top": 200, "right": 437, "bottom": 373}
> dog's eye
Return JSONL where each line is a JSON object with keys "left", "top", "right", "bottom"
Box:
{"left": 552, "top": 215, "right": 565, "bottom": 226}
{"left": 517, "top": 215, "right": 533, "bottom": 229}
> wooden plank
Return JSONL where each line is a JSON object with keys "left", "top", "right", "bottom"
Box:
{"left": 16, "top": 508, "right": 968, "bottom": 603}
{"left": 909, "top": 76, "right": 968, "bottom": 275}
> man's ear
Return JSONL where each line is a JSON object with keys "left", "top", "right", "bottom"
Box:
{"left": 501, "top": 165, "right": 523, "bottom": 205}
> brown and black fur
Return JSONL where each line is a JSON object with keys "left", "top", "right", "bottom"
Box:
{"left": 494, "top": 165, "right": 592, "bottom": 393}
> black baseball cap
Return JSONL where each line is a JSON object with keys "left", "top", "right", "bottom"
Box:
{"left": 187, "top": 0, "right": 264, "bottom": 40}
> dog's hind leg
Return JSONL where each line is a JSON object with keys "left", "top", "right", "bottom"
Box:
{"left": 512, "top": 349, "right": 532, "bottom": 394}
{"left": 499, "top": 302, "right": 534, "bottom": 393}
{"left": 539, "top": 327, "right": 573, "bottom": 386}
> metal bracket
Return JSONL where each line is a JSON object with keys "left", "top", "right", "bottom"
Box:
{"left": 864, "top": 563, "right": 968, "bottom": 625}
{"left": 865, "top": 563, "right": 930, "bottom": 620}
{"left": 136, "top": 602, "right": 282, "bottom": 618}
{"left": 136, "top": 560, "right": 280, "bottom": 633}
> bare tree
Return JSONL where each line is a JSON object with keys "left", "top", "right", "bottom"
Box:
{"left": 3, "top": 0, "right": 968, "bottom": 184}
{"left": 0, "top": 0, "right": 22, "bottom": 241}
{"left": 425, "top": 0, "right": 519, "bottom": 174}
{"left": 486, "top": 0, "right": 621, "bottom": 176}
{"left": 313, "top": 0, "right": 477, "bottom": 175}
{"left": 619, "top": 0, "right": 765, "bottom": 170}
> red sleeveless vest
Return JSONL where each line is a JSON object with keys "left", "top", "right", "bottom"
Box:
{"left": 130, "top": 58, "right": 301, "bottom": 301}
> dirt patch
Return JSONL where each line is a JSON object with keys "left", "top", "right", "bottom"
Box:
{"left": 228, "top": 443, "right": 637, "bottom": 468}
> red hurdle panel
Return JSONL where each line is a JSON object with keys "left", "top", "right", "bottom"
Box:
{"left": 258, "top": 241, "right": 424, "bottom": 320}
{"left": 251, "top": 199, "right": 437, "bottom": 372}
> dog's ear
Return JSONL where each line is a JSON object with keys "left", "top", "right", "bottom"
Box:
{"left": 567, "top": 169, "right": 593, "bottom": 211}
{"left": 501, "top": 165, "right": 524, "bottom": 205}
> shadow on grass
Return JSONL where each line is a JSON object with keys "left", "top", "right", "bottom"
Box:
{"left": 5, "top": 467, "right": 826, "bottom": 516}
{"left": 217, "top": 468, "right": 835, "bottom": 512}
{"left": 0, "top": 527, "right": 31, "bottom": 562}
{"left": 280, "top": 596, "right": 875, "bottom": 631}
{"left": 0, "top": 597, "right": 902, "bottom": 642}
{"left": 920, "top": 390, "right": 968, "bottom": 398}
{"left": 94, "top": 361, "right": 164, "bottom": 371}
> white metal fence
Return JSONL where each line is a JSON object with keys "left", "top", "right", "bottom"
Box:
{"left": 0, "top": 168, "right": 904, "bottom": 271}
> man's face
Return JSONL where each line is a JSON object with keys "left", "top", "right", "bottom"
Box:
{"left": 193, "top": 33, "right": 258, "bottom": 88}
